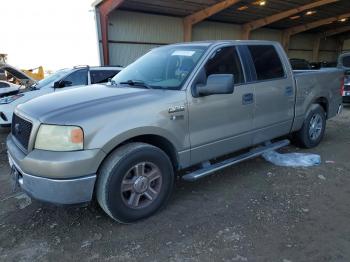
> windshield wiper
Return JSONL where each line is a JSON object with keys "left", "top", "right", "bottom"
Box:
{"left": 119, "top": 80, "right": 153, "bottom": 89}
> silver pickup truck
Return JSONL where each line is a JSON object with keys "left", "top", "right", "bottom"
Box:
{"left": 7, "top": 40, "right": 343, "bottom": 223}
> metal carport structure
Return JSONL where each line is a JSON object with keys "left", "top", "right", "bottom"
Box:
{"left": 93, "top": 0, "right": 350, "bottom": 66}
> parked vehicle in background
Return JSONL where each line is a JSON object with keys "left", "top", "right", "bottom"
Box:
{"left": 338, "top": 53, "right": 350, "bottom": 103}
{"left": 290, "top": 58, "right": 312, "bottom": 70}
{"left": 310, "top": 61, "right": 337, "bottom": 70}
{"left": 0, "top": 64, "right": 37, "bottom": 99}
{"left": 7, "top": 41, "right": 343, "bottom": 223}
{"left": 0, "top": 64, "right": 36, "bottom": 89}
{"left": 0, "top": 66, "right": 122, "bottom": 127}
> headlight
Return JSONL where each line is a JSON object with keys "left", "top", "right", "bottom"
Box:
{"left": 0, "top": 94, "right": 24, "bottom": 104}
{"left": 35, "top": 124, "right": 84, "bottom": 151}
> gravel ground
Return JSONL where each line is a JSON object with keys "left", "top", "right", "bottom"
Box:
{"left": 0, "top": 106, "right": 350, "bottom": 262}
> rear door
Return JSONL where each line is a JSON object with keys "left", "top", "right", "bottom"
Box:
{"left": 246, "top": 44, "right": 295, "bottom": 145}
{"left": 187, "top": 45, "right": 254, "bottom": 165}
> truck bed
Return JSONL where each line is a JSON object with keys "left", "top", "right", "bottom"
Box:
{"left": 292, "top": 68, "right": 343, "bottom": 131}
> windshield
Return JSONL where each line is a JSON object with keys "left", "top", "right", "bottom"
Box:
{"left": 112, "top": 45, "right": 208, "bottom": 90}
{"left": 34, "top": 69, "right": 71, "bottom": 88}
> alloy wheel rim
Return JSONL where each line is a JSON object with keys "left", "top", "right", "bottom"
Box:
{"left": 309, "top": 113, "right": 323, "bottom": 141}
{"left": 121, "top": 162, "right": 162, "bottom": 209}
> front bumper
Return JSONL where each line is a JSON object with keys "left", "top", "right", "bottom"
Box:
{"left": 7, "top": 135, "right": 106, "bottom": 204}
{"left": 9, "top": 154, "right": 96, "bottom": 204}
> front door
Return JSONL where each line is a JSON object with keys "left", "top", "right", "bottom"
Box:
{"left": 187, "top": 45, "right": 254, "bottom": 165}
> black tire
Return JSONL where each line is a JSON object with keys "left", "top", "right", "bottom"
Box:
{"left": 294, "top": 104, "right": 326, "bottom": 148}
{"left": 96, "top": 142, "right": 174, "bottom": 223}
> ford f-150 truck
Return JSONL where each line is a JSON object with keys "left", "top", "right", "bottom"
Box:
{"left": 7, "top": 41, "right": 343, "bottom": 223}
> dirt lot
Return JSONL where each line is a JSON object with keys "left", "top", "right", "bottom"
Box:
{"left": 0, "top": 107, "right": 350, "bottom": 262}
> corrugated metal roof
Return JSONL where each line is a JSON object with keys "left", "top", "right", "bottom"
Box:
{"left": 106, "top": 0, "right": 350, "bottom": 34}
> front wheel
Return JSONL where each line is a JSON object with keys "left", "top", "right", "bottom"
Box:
{"left": 96, "top": 143, "right": 175, "bottom": 223}
{"left": 294, "top": 104, "right": 326, "bottom": 148}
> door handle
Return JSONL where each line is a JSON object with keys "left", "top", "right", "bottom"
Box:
{"left": 242, "top": 93, "right": 254, "bottom": 105}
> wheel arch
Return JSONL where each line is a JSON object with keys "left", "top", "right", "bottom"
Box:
{"left": 313, "top": 97, "right": 329, "bottom": 117}
{"left": 99, "top": 133, "right": 180, "bottom": 172}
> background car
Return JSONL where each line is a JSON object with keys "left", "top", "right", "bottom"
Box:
{"left": 0, "top": 65, "right": 123, "bottom": 127}
{"left": 289, "top": 58, "right": 312, "bottom": 70}
{"left": 0, "top": 80, "right": 21, "bottom": 97}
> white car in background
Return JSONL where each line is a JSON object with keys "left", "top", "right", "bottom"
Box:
{"left": 0, "top": 81, "right": 21, "bottom": 97}
{"left": 0, "top": 66, "right": 122, "bottom": 127}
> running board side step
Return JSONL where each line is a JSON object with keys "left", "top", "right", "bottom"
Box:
{"left": 182, "top": 139, "right": 290, "bottom": 182}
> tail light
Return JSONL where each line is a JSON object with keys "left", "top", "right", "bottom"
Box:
{"left": 341, "top": 76, "right": 344, "bottom": 96}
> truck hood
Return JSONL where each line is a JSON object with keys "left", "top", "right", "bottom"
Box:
{"left": 17, "top": 84, "right": 173, "bottom": 124}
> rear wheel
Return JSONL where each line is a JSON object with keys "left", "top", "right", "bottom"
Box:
{"left": 294, "top": 104, "right": 326, "bottom": 148}
{"left": 96, "top": 142, "right": 174, "bottom": 223}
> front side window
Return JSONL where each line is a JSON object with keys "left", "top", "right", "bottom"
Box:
{"left": 35, "top": 69, "right": 71, "bottom": 88}
{"left": 64, "top": 69, "right": 88, "bottom": 86}
{"left": 112, "top": 45, "right": 208, "bottom": 90}
{"left": 248, "top": 45, "right": 285, "bottom": 81}
{"left": 91, "top": 70, "right": 120, "bottom": 84}
{"left": 204, "top": 46, "right": 244, "bottom": 84}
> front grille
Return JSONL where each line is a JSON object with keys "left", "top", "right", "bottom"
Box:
{"left": 344, "top": 85, "right": 350, "bottom": 91}
{"left": 11, "top": 114, "right": 33, "bottom": 150}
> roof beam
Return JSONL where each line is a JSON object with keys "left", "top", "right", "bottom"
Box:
{"left": 241, "top": 0, "right": 339, "bottom": 40}
{"left": 321, "top": 25, "right": 350, "bottom": 38}
{"left": 285, "top": 12, "right": 350, "bottom": 36}
{"left": 183, "top": 0, "right": 242, "bottom": 41}
{"left": 282, "top": 12, "right": 350, "bottom": 50}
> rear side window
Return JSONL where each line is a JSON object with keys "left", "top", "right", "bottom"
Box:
{"left": 205, "top": 46, "right": 244, "bottom": 84}
{"left": 91, "top": 70, "right": 120, "bottom": 84}
{"left": 248, "top": 45, "right": 285, "bottom": 81}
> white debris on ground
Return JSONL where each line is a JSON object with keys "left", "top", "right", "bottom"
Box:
{"left": 318, "top": 174, "right": 326, "bottom": 180}
{"left": 262, "top": 150, "right": 321, "bottom": 167}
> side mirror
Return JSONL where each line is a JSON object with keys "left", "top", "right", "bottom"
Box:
{"left": 54, "top": 80, "right": 72, "bottom": 89}
{"left": 53, "top": 81, "right": 60, "bottom": 89}
{"left": 196, "top": 74, "right": 234, "bottom": 97}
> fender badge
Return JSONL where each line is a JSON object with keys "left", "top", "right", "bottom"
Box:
{"left": 168, "top": 105, "right": 185, "bottom": 114}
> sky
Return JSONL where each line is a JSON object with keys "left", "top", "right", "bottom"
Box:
{"left": 0, "top": 0, "right": 100, "bottom": 72}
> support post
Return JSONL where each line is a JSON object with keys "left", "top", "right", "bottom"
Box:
{"left": 312, "top": 37, "right": 321, "bottom": 62}
{"left": 98, "top": 0, "right": 124, "bottom": 65}
{"left": 282, "top": 32, "right": 291, "bottom": 52}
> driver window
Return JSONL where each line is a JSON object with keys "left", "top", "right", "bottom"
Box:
{"left": 204, "top": 46, "right": 244, "bottom": 84}
{"left": 63, "top": 69, "right": 88, "bottom": 86}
